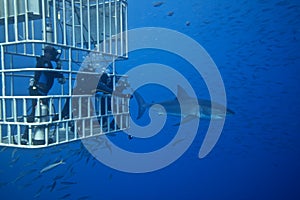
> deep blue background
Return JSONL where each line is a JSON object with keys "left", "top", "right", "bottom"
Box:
{"left": 1, "top": 0, "right": 300, "bottom": 199}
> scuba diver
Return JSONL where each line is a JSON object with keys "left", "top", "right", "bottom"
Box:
{"left": 55, "top": 68, "right": 115, "bottom": 126}
{"left": 54, "top": 66, "right": 132, "bottom": 139}
{"left": 52, "top": 64, "right": 108, "bottom": 134}
{"left": 52, "top": 64, "right": 99, "bottom": 121}
{"left": 21, "top": 46, "right": 66, "bottom": 145}
{"left": 94, "top": 71, "right": 113, "bottom": 130}
{"left": 94, "top": 70, "right": 133, "bottom": 139}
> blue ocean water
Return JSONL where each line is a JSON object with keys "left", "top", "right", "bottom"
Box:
{"left": 1, "top": 0, "right": 300, "bottom": 199}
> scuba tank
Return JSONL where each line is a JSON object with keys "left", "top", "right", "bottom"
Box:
{"left": 33, "top": 101, "right": 49, "bottom": 145}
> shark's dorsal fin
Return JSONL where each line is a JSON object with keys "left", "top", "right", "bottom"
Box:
{"left": 177, "top": 85, "right": 191, "bottom": 100}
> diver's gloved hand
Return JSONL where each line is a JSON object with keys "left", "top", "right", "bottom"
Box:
{"left": 58, "top": 77, "right": 66, "bottom": 84}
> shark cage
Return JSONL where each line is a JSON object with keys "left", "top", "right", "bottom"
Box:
{"left": 0, "top": 0, "right": 129, "bottom": 148}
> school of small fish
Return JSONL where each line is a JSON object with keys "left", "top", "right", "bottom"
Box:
{"left": 0, "top": 135, "right": 111, "bottom": 199}
{"left": 1, "top": 0, "right": 299, "bottom": 199}
{"left": 152, "top": 1, "right": 191, "bottom": 26}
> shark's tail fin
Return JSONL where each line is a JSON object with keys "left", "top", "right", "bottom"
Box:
{"left": 134, "top": 91, "right": 148, "bottom": 119}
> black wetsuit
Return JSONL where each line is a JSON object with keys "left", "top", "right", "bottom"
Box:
{"left": 95, "top": 73, "right": 116, "bottom": 129}
{"left": 28, "top": 56, "right": 64, "bottom": 121}
{"left": 32, "top": 56, "right": 64, "bottom": 95}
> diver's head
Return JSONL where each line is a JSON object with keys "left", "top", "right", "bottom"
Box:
{"left": 44, "top": 46, "right": 61, "bottom": 61}
{"left": 100, "top": 72, "right": 110, "bottom": 83}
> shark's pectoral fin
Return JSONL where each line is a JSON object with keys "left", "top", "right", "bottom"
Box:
{"left": 173, "top": 115, "right": 198, "bottom": 126}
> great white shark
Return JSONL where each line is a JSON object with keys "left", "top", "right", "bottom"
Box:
{"left": 134, "top": 85, "right": 234, "bottom": 123}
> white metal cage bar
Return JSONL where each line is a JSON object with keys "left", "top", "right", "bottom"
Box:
{"left": 0, "top": 94, "right": 130, "bottom": 148}
{"left": 0, "top": 0, "right": 128, "bottom": 58}
{"left": 0, "top": 0, "right": 130, "bottom": 148}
